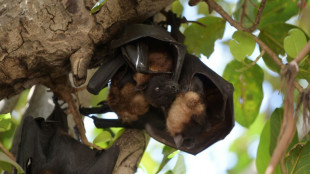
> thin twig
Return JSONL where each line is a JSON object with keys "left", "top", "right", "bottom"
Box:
{"left": 183, "top": 20, "right": 207, "bottom": 27}
{"left": 204, "top": 0, "right": 245, "bottom": 31}
{"left": 236, "top": 50, "right": 265, "bottom": 72}
{"left": 0, "top": 142, "right": 16, "bottom": 161}
{"left": 248, "top": 0, "right": 259, "bottom": 9}
{"left": 248, "top": 0, "right": 267, "bottom": 32}
{"left": 253, "top": 34, "right": 284, "bottom": 68}
{"left": 292, "top": 40, "right": 310, "bottom": 65}
{"left": 240, "top": 0, "right": 247, "bottom": 26}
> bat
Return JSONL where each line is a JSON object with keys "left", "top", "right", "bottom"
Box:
{"left": 84, "top": 24, "right": 234, "bottom": 154}
{"left": 82, "top": 53, "right": 234, "bottom": 155}
{"left": 16, "top": 98, "right": 119, "bottom": 174}
{"left": 87, "top": 24, "right": 187, "bottom": 95}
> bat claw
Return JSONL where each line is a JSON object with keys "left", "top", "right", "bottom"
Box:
{"left": 173, "top": 134, "right": 184, "bottom": 149}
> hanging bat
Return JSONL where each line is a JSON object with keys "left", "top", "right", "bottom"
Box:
{"left": 16, "top": 98, "right": 119, "bottom": 174}
{"left": 82, "top": 51, "right": 234, "bottom": 155}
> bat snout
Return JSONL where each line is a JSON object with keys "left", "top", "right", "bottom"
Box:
{"left": 168, "top": 83, "right": 179, "bottom": 93}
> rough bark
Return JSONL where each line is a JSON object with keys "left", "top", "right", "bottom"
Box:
{"left": 0, "top": 0, "right": 173, "bottom": 173}
{"left": 0, "top": 0, "right": 174, "bottom": 99}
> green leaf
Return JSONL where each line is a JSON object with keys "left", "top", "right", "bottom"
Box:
{"left": 156, "top": 146, "right": 178, "bottom": 173}
{"left": 0, "top": 152, "right": 24, "bottom": 173}
{"left": 258, "top": 23, "right": 297, "bottom": 72}
{"left": 298, "top": 66, "right": 310, "bottom": 82}
{"left": 172, "top": 1, "right": 183, "bottom": 17}
{"left": 139, "top": 152, "right": 159, "bottom": 174}
{"left": 184, "top": 16, "right": 226, "bottom": 57}
{"left": 172, "top": 154, "right": 186, "bottom": 174}
{"left": 223, "top": 59, "right": 263, "bottom": 127}
{"left": 110, "top": 128, "right": 125, "bottom": 141}
{"left": 285, "top": 142, "right": 310, "bottom": 173}
{"left": 90, "top": 0, "right": 108, "bottom": 14}
{"left": 197, "top": 2, "right": 209, "bottom": 16}
{"left": 233, "top": 0, "right": 259, "bottom": 28}
{"left": 229, "top": 31, "right": 256, "bottom": 62}
{"left": 0, "top": 114, "right": 12, "bottom": 132}
{"left": 165, "top": 170, "right": 173, "bottom": 174}
{"left": 259, "top": 0, "right": 299, "bottom": 28}
{"left": 284, "top": 29, "right": 307, "bottom": 58}
{"left": 93, "top": 131, "right": 112, "bottom": 148}
{"left": 256, "top": 110, "right": 281, "bottom": 174}
{"left": 90, "top": 87, "right": 108, "bottom": 107}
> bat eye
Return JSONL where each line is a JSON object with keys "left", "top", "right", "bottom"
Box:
{"left": 170, "top": 85, "right": 179, "bottom": 93}
{"left": 155, "top": 87, "right": 160, "bottom": 92}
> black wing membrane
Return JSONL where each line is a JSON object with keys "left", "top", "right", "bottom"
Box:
{"left": 16, "top": 100, "right": 119, "bottom": 174}
{"left": 87, "top": 54, "right": 125, "bottom": 95}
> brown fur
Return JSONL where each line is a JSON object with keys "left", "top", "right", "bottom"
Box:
{"left": 107, "top": 83, "right": 149, "bottom": 122}
{"left": 134, "top": 39, "right": 174, "bottom": 87}
{"left": 166, "top": 91, "right": 205, "bottom": 136}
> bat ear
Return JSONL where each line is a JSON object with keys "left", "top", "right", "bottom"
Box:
{"left": 173, "top": 134, "right": 184, "bottom": 148}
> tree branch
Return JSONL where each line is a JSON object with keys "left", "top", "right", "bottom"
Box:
{"left": 253, "top": 35, "right": 284, "bottom": 68}
{"left": 266, "top": 63, "right": 298, "bottom": 174}
{"left": 0, "top": 142, "right": 16, "bottom": 161}
{"left": 248, "top": 0, "right": 267, "bottom": 32}
{"left": 292, "top": 40, "right": 310, "bottom": 65}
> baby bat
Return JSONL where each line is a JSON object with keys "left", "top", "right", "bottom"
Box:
{"left": 16, "top": 98, "right": 119, "bottom": 174}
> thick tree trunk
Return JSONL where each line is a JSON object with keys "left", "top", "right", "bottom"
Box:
{"left": 0, "top": 0, "right": 174, "bottom": 173}
{"left": 0, "top": 0, "right": 173, "bottom": 99}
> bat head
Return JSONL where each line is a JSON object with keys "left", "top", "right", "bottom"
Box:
{"left": 143, "top": 75, "right": 179, "bottom": 109}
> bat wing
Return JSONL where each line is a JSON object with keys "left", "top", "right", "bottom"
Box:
{"left": 16, "top": 116, "right": 47, "bottom": 174}
{"left": 110, "top": 24, "right": 187, "bottom": 81}
{"left": 87, "top": 145, "right": 120, "bottom": 174}
{"left": 87, "top": 54, "right": 125, "bottom": 95}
